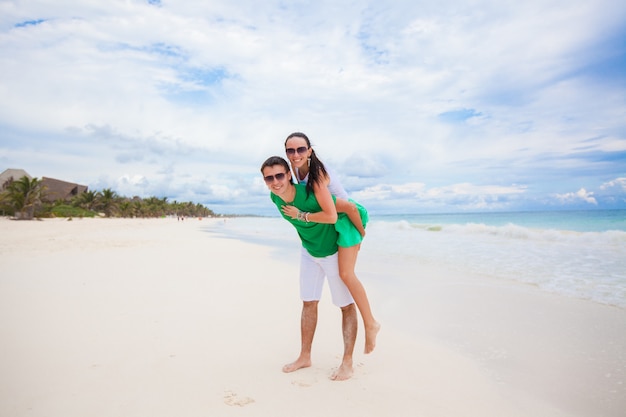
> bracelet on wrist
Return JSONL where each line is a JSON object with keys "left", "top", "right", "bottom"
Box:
{"left": 296, "top": 210, "right": 310, "bottom": 222}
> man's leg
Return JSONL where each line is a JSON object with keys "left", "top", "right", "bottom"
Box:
{"left": 320, "top": 252, "right": 358, "bottom": 381}
{"left": 283, "top": 300, "right": 318, "bottom": 373}
{"left": 330, "top": 302, "right": 357, "bottom": 381}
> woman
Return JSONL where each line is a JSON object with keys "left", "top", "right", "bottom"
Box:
{"left": 282, "top": 132, "right": 380, "bottom": 354}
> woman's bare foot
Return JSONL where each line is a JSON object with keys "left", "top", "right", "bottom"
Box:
{"left": 364, "top": 321, "right": 381, "bottom": 354}
{"left": 282, "top": 356, "right": 311, "bottom": 373}
{"left": 330, "top": 361, "right": 353, "bottom": 381}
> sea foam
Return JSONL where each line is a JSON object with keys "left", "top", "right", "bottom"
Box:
{"left": 206, "top": 215, "right": 626, "bottom": 309}
{"left": 365, "top": 220, "right": 626, "bottom": 308}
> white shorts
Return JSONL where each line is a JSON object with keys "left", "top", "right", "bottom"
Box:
{"left": 299, "top": 248, "right": 354, "bottom": 307}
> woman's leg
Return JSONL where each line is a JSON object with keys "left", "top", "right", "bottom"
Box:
{"left": 337, "top": 245, "right": 380, "bottom": 354}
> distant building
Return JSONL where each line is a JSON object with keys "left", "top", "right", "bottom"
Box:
{"left": 0, "top": 169, "right": 88, "bottom": 202}
{"left": 41, "top": 177, "right": 89, "bottom": 202}
{"left": 0, "top": 168, "right": 32, "bottom": 190}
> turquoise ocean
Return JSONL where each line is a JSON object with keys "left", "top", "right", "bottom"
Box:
{"left": 206, "top": 210, "right": 626, "bottom": 309}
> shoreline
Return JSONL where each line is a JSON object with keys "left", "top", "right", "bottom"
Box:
{"left": 1, "top": 217, "right": 624, "bottom": 416}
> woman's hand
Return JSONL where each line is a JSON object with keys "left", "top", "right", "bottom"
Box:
{"left": 281, "top": 204, "right": 300, "bottom": 220}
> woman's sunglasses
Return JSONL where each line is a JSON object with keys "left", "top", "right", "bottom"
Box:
{"left": 263, "top": 172, "right": 288, "bottom": 183}
{"left": 285, "top": 146, "right": 309, "bottom": 156}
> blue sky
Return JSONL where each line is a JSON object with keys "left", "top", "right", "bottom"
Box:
{"left": 0, "top": 0, "right": 625, "bottom": 215}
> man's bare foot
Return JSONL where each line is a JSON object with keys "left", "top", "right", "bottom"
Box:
{"left": 364, "top": 321, "right": 381, "bottom": 354}
{"left": 282, "top": 357, "right": 311, "bottom": 373}
{"left": 330, "top": 361, "right": 353, "bottom": 381}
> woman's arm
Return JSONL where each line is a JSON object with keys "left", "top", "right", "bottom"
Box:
{"left": 281, "top": 175, "right": 338, "bottom": 224}
{"left": 336, "top": 198, "right": 366, "bottom": 237}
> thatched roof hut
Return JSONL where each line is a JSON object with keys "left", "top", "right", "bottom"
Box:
{"left": 41, "top": 177, "right": 88, "bottom": 202}
{"left": 0, "top": 168, "right": 32, "bottom": 190}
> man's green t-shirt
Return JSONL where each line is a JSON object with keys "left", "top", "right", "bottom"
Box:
{"left": 271, "top": 184, "right": 338, "bottom": 258}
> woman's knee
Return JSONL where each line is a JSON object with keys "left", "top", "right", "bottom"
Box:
{"left": 338, "top": 268, "right": 357, "bottom": 283}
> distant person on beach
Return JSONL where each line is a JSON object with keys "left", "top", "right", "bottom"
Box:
{"left": 283, "top": 132, "right": 380, "bottom": 354}
{"left": 261, "top": 155, "right": 357, "bottom": 381}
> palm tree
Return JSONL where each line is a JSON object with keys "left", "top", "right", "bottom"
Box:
{"left": 143, "top": 196, "right": 168, "bottom": 217}
{"left": 97, "top": 188, "right": 119, "bottom": 217}
{"left": 0, "top": 189, "right": 9, "bottom": 216}
{"left": 133, "top": 199, "right": 149, "bottom": 218}
{"left": 117, "top": 200, "right": 134, "bottom": 218}
{"left": 2, "top": 176, "right": 46, "bottom": 220}
{"left": 72, "top": 190, "right": 99, "bottom": 211}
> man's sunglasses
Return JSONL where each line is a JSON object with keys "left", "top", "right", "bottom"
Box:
{"left": 264, "top": 172, "right": 288, "bottom": 183}
{"left": 285, "top": 146, "right": 309, "bottom": 156}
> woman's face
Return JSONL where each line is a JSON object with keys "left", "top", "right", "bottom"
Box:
{"left": 262, "top": 164, "right": 291, "bottom": 197}
{"left": 285, "top": 136, "right": 312, "bottom": 169}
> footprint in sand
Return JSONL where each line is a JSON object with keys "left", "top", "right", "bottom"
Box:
{"left": 291, "top": 379, "right": 314, "bottom": 387}
{"left": 223, "top": 391, "right": 255, "bottom": 407}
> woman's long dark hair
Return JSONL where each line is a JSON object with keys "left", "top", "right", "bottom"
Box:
{"left": 285, "top": 132, "right": 328, "bottom": 196}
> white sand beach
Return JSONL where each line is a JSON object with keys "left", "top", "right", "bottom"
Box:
{"left": 1, "top": 217, "right": 624, "bottom": 417}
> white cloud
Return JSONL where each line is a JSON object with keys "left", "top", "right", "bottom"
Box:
{"left": 600, "top": 177, "right": 626, "bottom": 192}
{"left": 351, "top": 182, "right": 529, "bottom": 212}
{"left": 555, "top": 188, "right": 598, "bottom": 205}
{"left": 353, "top": 182, "right": 427, "bottom": 201}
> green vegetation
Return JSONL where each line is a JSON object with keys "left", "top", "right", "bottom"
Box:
{"left": 0, "top": 176, "right": 215, "bottom": 220}
{"left": 48, "top": 204, "right": 96, "bottom": 218}
{"left": 0, "top": 176, "right": 45, "bottom": 220}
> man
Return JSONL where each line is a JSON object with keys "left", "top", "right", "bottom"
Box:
{"left": 261, "top": 155, "right": 357, "bottom": 381}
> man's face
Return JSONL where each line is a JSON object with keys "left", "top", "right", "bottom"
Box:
{"left": 262, "top": 165, "right": 291, "bottom": 197}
